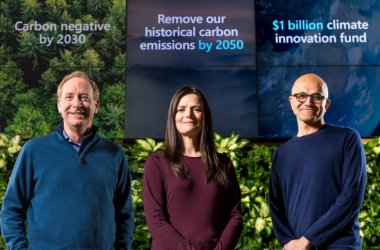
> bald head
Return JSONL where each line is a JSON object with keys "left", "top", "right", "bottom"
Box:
{"left": 292, "top": 73, "right": 329, "bottom": 98}
{"left": 289, "top": 73, "right": 331, "bottom": 134}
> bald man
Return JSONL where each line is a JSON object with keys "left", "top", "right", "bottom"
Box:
{"left": 269, "top": 73, "right": 367, "bottom": 250}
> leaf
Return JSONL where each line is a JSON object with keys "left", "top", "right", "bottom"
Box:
{"left": 0, "top": 159, "right": 7, "bottom": 169}
{"left": 238, "top": 139, "right": 249, "bottom": 148}
{"left": 146, "top": 138, "right": 156, "bottom": 147}
{"left": 153, "top": 142, "right": 165, "bottom": 151}
{"left": 214, "top": 133, "right": 221, "bottom": 141}
{"left": 359, "top": 211, "right": 368, "bottom": 219}
{"left": 228, "top": 143, "right": 238, "bottom": 151}
{"left": 241, "top": 196, "right": 250, "bottom": 203}
{"left": 219, "top": 137, "right": 230, "bottom": 149}
{"left": 259, "top": 202, "right": 270, "bottom": 218}
{"left": 255, "top": 218, "right": 266, "bottom": 233}
{"left": 254, "top": 196, "right": 265, "bottom": 203}
{"left": 228, "top": 134, "right": 238, "bottom": 146}
{"left": 136, "top": 139, "right": 153, "bottom": 151}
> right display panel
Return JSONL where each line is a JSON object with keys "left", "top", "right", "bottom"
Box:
{"left": 256, "top": 0, "right": 380, "bottom": 138}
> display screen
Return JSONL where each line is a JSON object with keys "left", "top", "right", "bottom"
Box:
{"left": 126, "top": 0, "right": 257, "bottom": 138}
{"left": 256, "top": 0, "right": 380, "bottom": 137}
{"left": 0, "top": 0, "right": 378, "bottom": 139}
{"left": 0, "top": 1, "right": 126, "bottom": 138}
{"left": 126, "top": 0, "right": 380, "bottom": 139}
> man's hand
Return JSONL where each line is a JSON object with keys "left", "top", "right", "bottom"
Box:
{"left": 283, "top": 236, "right": 311, "bottom": 250}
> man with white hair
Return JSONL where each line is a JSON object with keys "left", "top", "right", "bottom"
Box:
{"left": 1, "top": 71, "right": 134, "bottom": 249}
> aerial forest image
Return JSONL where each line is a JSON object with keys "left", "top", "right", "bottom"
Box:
{"left": 0, "top": 0, "right": 125, "bottom": 139}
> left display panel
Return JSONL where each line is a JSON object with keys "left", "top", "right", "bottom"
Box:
{"left": 0, "top": 0, "right": 126, "bottom": 138}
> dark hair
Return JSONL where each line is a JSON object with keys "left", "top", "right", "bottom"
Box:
{"left": 164, "top": 86, "right": 229, "bottom": 187}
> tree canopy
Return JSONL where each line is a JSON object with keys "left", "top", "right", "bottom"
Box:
{"left": 0, "top": 0, "right": 126, "bottom": 138}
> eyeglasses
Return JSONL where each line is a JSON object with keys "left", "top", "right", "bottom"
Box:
{"left": 292, "top": 93, "right": 325, "bottom": 103}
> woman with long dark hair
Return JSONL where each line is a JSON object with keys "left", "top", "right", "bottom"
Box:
{"left": 143, "top": 86, "right": 243, "bottom": 250}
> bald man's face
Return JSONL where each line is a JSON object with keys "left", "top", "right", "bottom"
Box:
{"left": 289, "top": 75, "right": 331, "bottom": 126}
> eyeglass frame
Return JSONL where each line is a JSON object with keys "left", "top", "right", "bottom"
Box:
{"left": 291, "top": 92, "right": 327, "bottom": 103}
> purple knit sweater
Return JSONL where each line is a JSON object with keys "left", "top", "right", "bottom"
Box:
{"left": 143, "top": 152, "right": 243, "bottom": 250}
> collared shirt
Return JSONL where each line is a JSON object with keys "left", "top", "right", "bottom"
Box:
{"left": 62, "top": 127, "right": 96, "bottom": 153}
{"left": 62, "top": 130, "right": 81, "bottom": 152}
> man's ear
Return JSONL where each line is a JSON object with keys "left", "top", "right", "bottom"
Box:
{"left": 289, "top": 95, "right": 294, "bottom": 110}
{"left": 324, "top": 98, "right": 331, "bottom": 111}
{"left": 57, "top": 98, "right": 62, "bottom": 113}
{"left": 94, "top": 99, "right": 100, "bottom": 113}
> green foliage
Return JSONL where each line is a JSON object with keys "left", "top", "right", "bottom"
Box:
{"left": 41, "top": 95, "right": 62, "bottom": 128}
{"left": 80, "top": 49, "right": 105, "bottom": 76}
{"left": 237, "top": 144, "right": 280, "bottom": 249}
{"left": 360, "top": 138, "right": 380, "bottom": 249}
{"left": 95, "top": 103, "right": 124, "bottom": 138}
{"left": 45, "top": 0, "right": 68, "bottom": 21}
{"left": 125, "top": 138, "right": 165, "bottom": 174}
{"left": 17, "top": 31, "right": 50, "bottom": 70}
{"left": 110, "top": 54, "right": 126, "bottom": 80}
{"left": 49, "top": 50, "right": 76, "bottom": 69}
{"left": 5, "top": 106, "right": 50, "bottom": 138}
{"left": 39, "top": 68, "right": 61, "bottom": 94}
{"left": 95, "top": 82, "right": 125, "bottom": 138}
{"left": 106, "top": 0, "right": 126, "bottom": 34}
{"left": 96, "top": 28, "right": 124, "bottom": 60}
{"left": 0, "top": 62, "right": 26, "bottom": 130}
{"left": 216, "top": 134, "right": 279, "bottom": 249}
{"left": 215, "top": 133, "right": 249, "bottom": 168}
{"left": 9, "top": 89, "right": 60, "bottom": 134}
{"left": 0, "top": 134, "right": 23, "bottom": 249}
{"left": 123, "top": 138, "right": 165, "bottom": 249}
{"left": 21, "top": 0, "right": 41, "bottom": 20}
{"left": 0, "top": 14, "right": 17, "bottom": 45}
{"left": 0, "top": 0, "right": 126, "bottom": 137}
{"left": 86, "top": 0, "right": 113, "bottom": 18}
{"left": 0, "top": 134, "right": 22, "bottom": 172}
{"left": 0, "top": 134, "right": 379, "bottom": 249}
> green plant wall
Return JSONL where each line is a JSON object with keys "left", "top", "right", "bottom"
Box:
{"left": 0, "top": 133, "right": 379, "bottom": 249}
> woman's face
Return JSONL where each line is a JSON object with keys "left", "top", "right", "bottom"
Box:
{"left": 175, "top": 93, "right": 203, "bottom": 139}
